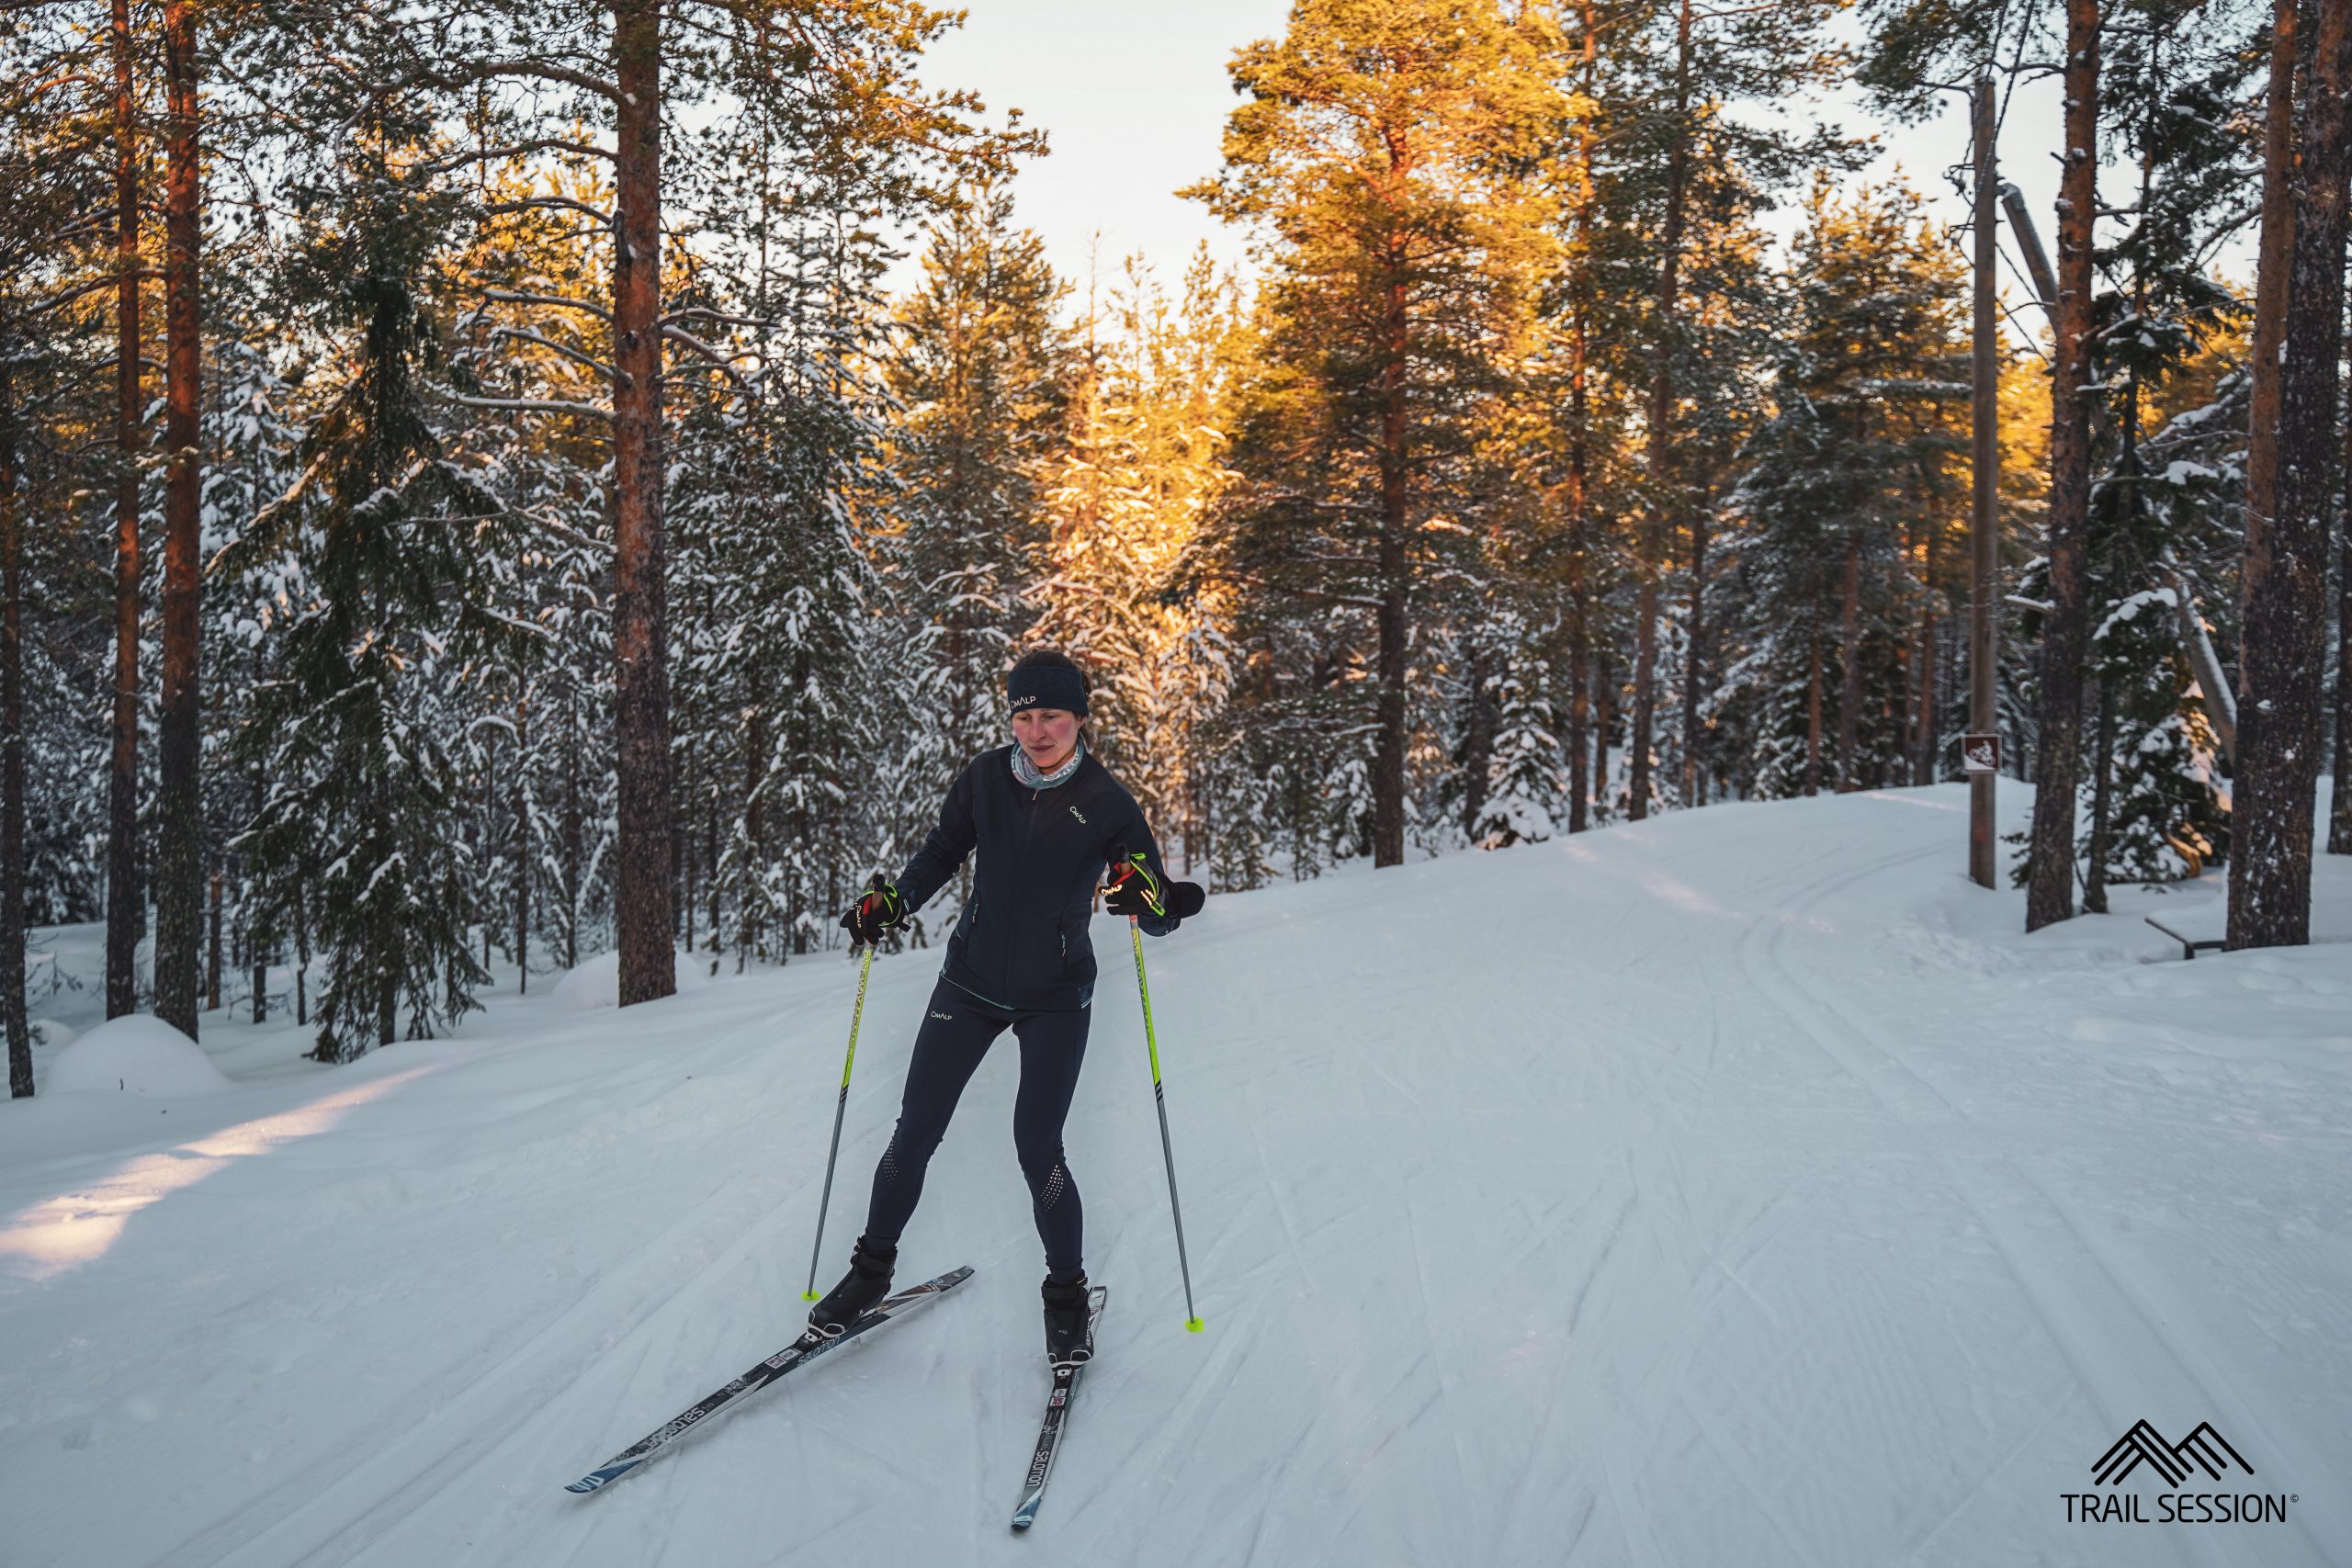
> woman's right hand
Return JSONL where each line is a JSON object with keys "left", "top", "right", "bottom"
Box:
{"left": 841, "top": 876, "right": 908, "bottom": 945}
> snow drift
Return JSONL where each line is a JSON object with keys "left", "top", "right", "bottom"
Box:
{"left": 43, "top": 1014, "right": 231, "bottom": 1098}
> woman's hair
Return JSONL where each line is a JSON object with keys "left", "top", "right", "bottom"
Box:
{"left": 1011, "top": 647, "right": 1082, "bottom": 677}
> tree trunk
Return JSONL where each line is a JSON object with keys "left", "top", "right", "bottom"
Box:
{"left": 1838, "top": 536, "right": 1861, "bottom": 791}
{"left": 2024, "top": 0, "right": 2101, "bottom": 932}
{"left": 562, "top": 696, "right": 581, "bottom": 970}
{"left": 250, "top": 770, "right": 266, "bottom": 1023}
{"left": 1460, "top": 648, "right": 1495, "bottom": 840}
{"left": 2333, "top": 508, "right": 2352, "bottom": 852}
{"left": 0, "top": 347, "right": 28, "bottom": 1098}
{"left": 705, "top": 782, "right": 719, "bottom": 953}
{"left": 293, "top": 879, "right": 309, "bottom": 1027}
{"left": 1374, "top": 256, "right": 1409, "bottom": 866}
{"left": 1804, "top": 634, "right": 1824, "bottom": 796}
{"left": 741, "top": 697, "right": 764, "bottom": 966}
{"left": 514, "top": 692, "right": 530, "bottom": 994}
{"left": 482, "top": 739, "right": 495, "bottom": 970}
{"left": 1566, "top": 0, "right": 1597, "bottom": 836}
{"left": 1566, "top": 614, "right": 1589, "bottom": 832}
{"left": 1915, "top": 521, "right": 1939, "bottom": 785}
{"left": 107, "top": 0, "right": 143, "bottom": 1021}
{"left": 2085, "top": 677, "right": 2115, "bottom": 912}
{"left": 2233, "top": 0, "right": 2352, "bottom": 948}
{"left": 206, "top": 866, "right": 221, "bottom": 1011}
{"left": 1631, "top": 0, "right": 1694, "bottom": 823}
{"left": 681, "top": 741, "right": 695, "bottom": 953}
{"left": 1681, "top": 503, "right": 1708, "bottom": 806}
{"left": 1592, "top": 654, "right": 1611, "bottom": 820}
{"left": 611, "top": 0, "right": 676, "bottom": 1001}
{"left": 153, "top": 0, "right": 202, "bottom": 1033}
{"left": 1916, "top": 606, "right": 1939, "bottom": 784}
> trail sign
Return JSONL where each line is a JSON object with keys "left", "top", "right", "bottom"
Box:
{"left": 1962, "top": 734, "right": 2001, "bottom": 774}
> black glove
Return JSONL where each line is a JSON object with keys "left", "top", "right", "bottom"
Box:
{"left": 840, "top": 874, "right": 908, "bottom": 945}
{"left": 1104, "top": 849, "right": 1205, "bottom": 920}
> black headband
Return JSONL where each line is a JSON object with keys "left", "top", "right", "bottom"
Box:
{"left": 1008, "top": 661, "right": 1089, "bottom": 717}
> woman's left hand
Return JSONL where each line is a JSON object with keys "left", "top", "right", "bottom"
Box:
{"left": 1105, "top": 859, "right": 1204, "bottom": 919}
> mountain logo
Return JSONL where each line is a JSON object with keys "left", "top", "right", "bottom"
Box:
{"left": 2094, "top": 1421, "right": 2253, "bottom": 1488}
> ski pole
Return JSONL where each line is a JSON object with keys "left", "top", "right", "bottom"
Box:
{"left": 802, "top": 912, "right": 877, "bottom": 1303}
{"left": 1128, "top": 915, "right": 1204, "bottom": 1333}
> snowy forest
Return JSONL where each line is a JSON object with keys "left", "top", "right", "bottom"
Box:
{"left": 0, "top": 0, "right": 2345, "bottom": 1077}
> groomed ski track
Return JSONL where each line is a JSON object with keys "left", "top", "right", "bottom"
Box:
{"left": 2, "top": 784, "right": 2347, "bottom": 1566}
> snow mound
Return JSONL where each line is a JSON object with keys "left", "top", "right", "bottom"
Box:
{"left": 548, "top": 950, "right": 710, "bottom": 1013}
{"left": 45, "top": 1014, "right": 232, "bottom": 1096}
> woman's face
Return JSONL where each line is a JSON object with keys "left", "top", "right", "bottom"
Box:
{"left": 1012, "top": 705, "right": 1080, "bottom": 769}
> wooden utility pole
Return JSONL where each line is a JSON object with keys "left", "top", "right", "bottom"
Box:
{"left": 1968, "top": 78, "right": 1999, "bottom": 888}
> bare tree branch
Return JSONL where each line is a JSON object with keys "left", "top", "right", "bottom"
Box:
{"left": 489, "top": 324, "right": 616, "bottom": 381}
{"left": 661, "top": 325, "right": 755, "bottom": 389}
{"left": 482, "top": 196, "right": 614, "bottom": 227}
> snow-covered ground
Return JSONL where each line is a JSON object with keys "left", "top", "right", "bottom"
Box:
{"left": 3, "top": 784, "right": 2347, "bottom": 1567}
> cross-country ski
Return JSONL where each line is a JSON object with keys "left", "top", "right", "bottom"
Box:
{"left": 1011, "top": 1285, "right": 1108, "bottom": 1530}
{"left": 563, "top": 1266, "right": 974, "bottom": 1495}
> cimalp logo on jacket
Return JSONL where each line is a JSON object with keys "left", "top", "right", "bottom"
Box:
{"left": 2063, "top": 1421, "right": 2293, "bottom": 1525}
{"left": 1068, "top": 806, "right": 1086, "bottom": 824}
{"left": 930, "top": 1010, "right": 954, "bottom": 1021}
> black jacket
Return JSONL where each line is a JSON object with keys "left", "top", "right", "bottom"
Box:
{"left": 894, "top": 745, "right": 1181, "bottom": 1011}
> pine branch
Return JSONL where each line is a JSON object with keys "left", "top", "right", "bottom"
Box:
{"left": 480, "top": 288, "right": 613, "bottom": 323}
{"left": 406, "top": 140, "right": 615, "bottom": 179}
{"left": 449, "top": 393, "right": 611, "bottom": 422}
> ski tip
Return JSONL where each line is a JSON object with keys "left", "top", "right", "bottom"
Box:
{"left": 1185, "top": 1315, "right": 1205, "bottom": 1333}
{"left": 564, "top": 1465, "right": 623, "bottom": 1495}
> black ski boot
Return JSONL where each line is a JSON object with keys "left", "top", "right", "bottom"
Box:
{"left": 808, "top": 1237, "right": 897, "bottom": 1336}
{"left": 1042, "top": 1271, "right": 1093, "bottom": 1365}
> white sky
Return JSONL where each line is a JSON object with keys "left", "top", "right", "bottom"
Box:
{"left": 893, "top": 2, "right": 2075, "bottom": 344}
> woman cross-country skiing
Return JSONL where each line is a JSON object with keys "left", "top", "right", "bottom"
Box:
{"left": 808, "top": 649, "right": 1205, "bottom": 1365}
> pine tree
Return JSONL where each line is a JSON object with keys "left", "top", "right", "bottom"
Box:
{"left": 1188, "top": 0, "right": 1568, "bottom": 869}
{"left": 1719, "top": 175, "right": 1970, "bottom": 800}
{"left": 226, "top": 151, "right": 506, "bottom": 1060}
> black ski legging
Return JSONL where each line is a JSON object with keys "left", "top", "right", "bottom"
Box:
{"left": 861, "top": 976, "right": 1091, "bottom": 1277}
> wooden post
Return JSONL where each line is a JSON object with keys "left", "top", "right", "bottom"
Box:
{"left": 1969, "top": 77, "right": 1999, "bottom": 889}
